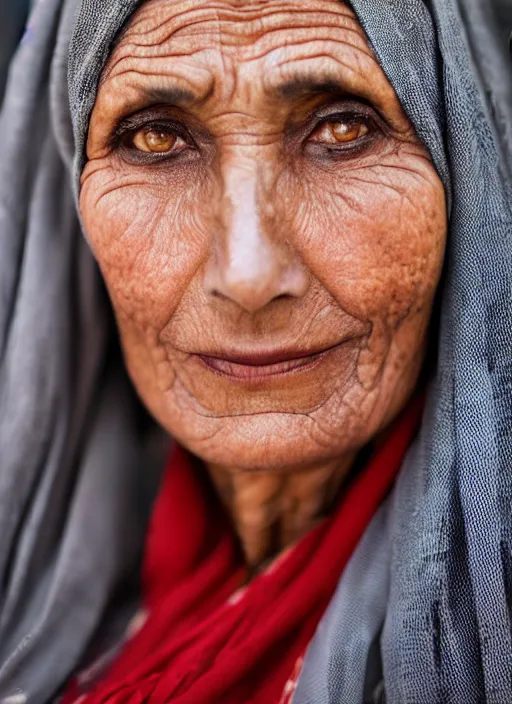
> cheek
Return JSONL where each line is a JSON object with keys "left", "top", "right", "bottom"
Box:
{"left": 288, "top": 151, "right": 447, "bottom": 326}
{"left": 79, "top": 160, "right": 212, "bottom": 330}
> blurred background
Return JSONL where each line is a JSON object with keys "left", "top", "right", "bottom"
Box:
{"left": 495, "top": 0, "right": 512, "bottom": 48}
{"left": 0, "top": 0, "right": 30, "bottom": 101}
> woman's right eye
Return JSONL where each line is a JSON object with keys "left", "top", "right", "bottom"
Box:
{"left": 130, "top": 127, "right": 187, "bottom": 154}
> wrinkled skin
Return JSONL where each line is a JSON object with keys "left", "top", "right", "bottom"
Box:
{"left": 81, "top": 0, "right": 447, "bottom": 567}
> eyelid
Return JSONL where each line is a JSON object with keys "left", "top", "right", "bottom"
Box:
{"left": 109, "top": 108, "right": 195, "bottom": 150}
{"left": 281, "top": 99, "right": 385, "bottom": 154}
{"left": 110, "top": 116, "right": 200, "bottom": 167}
{"left": 305, "top": 112, "right": 375, "bottom": 149}
{"left": 312, "top": 112, "right": 371, "bottom": 130}
{"left": 308, "top": 115, "right": 370, "bottom": 145}
{"left": 313, "top": 97, "right": 392, "bottom": 128}
{"left": 302, "top": 98, "right": 391, "bottom": 139}
{"left": 296, "top": 104, "right": 389, "bottom": 163}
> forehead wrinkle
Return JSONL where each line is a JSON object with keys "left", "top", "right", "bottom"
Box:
{"left": 131, "top": 0, "right": 358, "bottom": 27}
{"left": 209, "top": 7, "right": 367, "bottom": 52}
{"left": 102, "top": 6, "right": 222, "bottom": 86}
{"left": 104, "top": 52, "right": 216, "bottom": 93}
{"left": 261, "top": 51, "right": 395, "bottom": 109}
{"left": 117, "top": 2, "right": 220, "bottom": 48}
{"left": 111, "top": 0, "right": 362, "bottom": 58}
{"left": 171, "top": 5, "right": 362, "bottom": 46}
{"left": 237, "top": 31, "right": 373, "bottom": 69}
{"left": 104, "top": 36, "right": 218, "bottom": 84}
{"left": 102, "top": 0, "right": 374, "bottom": 103}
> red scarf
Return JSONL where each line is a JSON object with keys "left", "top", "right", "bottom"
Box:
{"left": 64, "top": 399, "right": 421, "bottom": 704}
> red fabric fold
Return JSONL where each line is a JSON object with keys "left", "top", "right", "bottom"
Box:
{"left": 64, "top": 398, "right": 422, "bottom": 704}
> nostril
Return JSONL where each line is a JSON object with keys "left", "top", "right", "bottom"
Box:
{"left": 204, "top": 256, "right": 310, "bottom": 313}
{"left": 273, "top": 293, "right": 292, "bottom": 302}
{"left": 205, "top": 268, "right": 294, "bottom": 313}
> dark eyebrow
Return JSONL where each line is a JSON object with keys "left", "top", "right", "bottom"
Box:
{"left": 139, "top": 86, "right": 200, "bottom": 108}
{"left": 276, "top": 77, "right": 349, "bottom": 100}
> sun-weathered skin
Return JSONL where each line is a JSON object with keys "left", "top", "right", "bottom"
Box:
{"left": 80, "top": 0, "right": 447, "bottom": 567}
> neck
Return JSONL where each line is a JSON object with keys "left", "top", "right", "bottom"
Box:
{"left": 207, "top": 454, "right": 357, "bottom": 570}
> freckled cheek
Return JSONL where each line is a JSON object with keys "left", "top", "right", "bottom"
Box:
{"left": 289, "top": 167, "right": 446, "bottom": 322}
{"left": 80, "top": 168, "right": 213, "bottom": 328}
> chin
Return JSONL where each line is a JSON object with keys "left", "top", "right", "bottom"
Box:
{"left": 158, "top": 406, "right": 360, "bottom": 474}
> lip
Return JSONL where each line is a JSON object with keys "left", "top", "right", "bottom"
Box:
{"left": 195, "top": 339, "right": 358, "bottom": 381}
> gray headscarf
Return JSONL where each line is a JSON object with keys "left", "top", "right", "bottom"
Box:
{"left": 0, "top": 0, "right": 510, "bottom": 702}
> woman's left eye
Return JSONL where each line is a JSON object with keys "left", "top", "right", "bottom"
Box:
{"left": 309, "top": 118, "right": 370, "bottom": 146}
{"left": 131, "top": 127, "right": 186, "bottom": 154}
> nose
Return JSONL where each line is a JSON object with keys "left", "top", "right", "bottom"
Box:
{"left": 203, "top": 162, "right": 308, "bottom": 313}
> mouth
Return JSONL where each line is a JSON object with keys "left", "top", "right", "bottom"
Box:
{"left": 195, "top": 339, "right": 357, "bottom": 382}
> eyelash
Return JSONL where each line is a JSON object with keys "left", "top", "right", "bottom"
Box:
{"left": 312, "top": 115, "right": 374, "bottom": 148}
{"left": 113, "top": 110, "right": 379, "bottom": 164}
{"left": 114, "top": 118, "right": 195, "bottom": 162}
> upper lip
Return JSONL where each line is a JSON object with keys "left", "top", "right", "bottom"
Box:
{"left": 194, "top": 338, "right": 359, "bottom": 367}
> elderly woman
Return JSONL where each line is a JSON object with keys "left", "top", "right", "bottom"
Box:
{"left": 0, "top": 0, "right": 510, "bottom": 702}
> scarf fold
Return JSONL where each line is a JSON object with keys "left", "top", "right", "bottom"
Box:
{"left": 63, "top": 399, "right": 423, "bottom": 704}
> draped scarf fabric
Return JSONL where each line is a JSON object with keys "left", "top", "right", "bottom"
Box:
{"left": 0, "top": 2, "right": 144, "bottom": 702}
{"left": 0, "top": 0, "right": 510, "bottom": 703}
{"left": 61, "top": 401, "right": 422, "bottom": 704}
{"left": 295, "top": 3, "right": 512, "bottom": 703}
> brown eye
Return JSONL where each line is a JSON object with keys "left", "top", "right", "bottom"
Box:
{"left": 131, "top": 128, "right": 184, "bottom": 154}
{"left": 310, "top": 118, "right": 370, "bottom": 145}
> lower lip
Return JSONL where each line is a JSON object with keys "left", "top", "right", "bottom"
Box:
{"left": 197, "top": 346, "right": 340, "bottom": 381}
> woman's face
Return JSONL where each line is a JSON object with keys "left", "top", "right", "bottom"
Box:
{"left": 81, "top": 0, "right": 446, "bottom": 472}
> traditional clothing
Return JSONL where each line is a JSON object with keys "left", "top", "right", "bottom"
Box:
{"left": 0, "top": 1, "right": 510, "bottom": 702}
{"left": 60, "top": 401, "right": 422, "bottom": 703}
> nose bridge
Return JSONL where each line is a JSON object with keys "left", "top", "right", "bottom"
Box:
{"left": 204, "top": 148, "right": 307, "bottom": 313}
{"left": 221, "top": 156, "right": 271, "bottom": 277}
